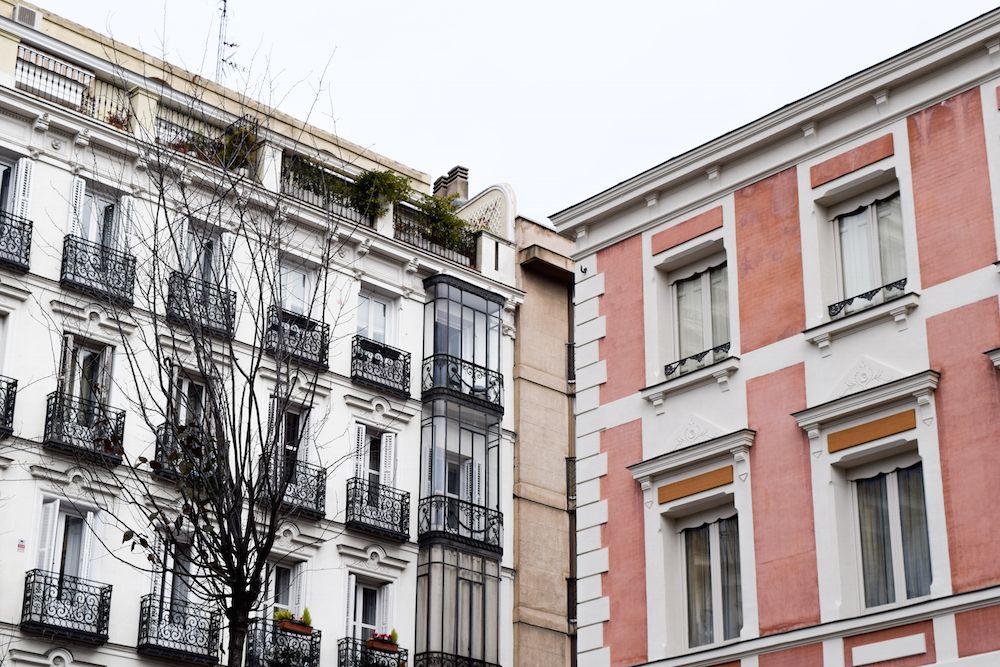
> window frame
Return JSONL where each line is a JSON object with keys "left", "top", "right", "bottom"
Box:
{"left": 669, "top": 260, "right": 729, "bottom": 362}
{"left": 829, "top": 183, "right": 903, "bottom": 304}
{"left": 279, "top": 260, "right": 312, "bottom": 315}
{"left": 357, "top": 290, "right": 393, "bottom": 344}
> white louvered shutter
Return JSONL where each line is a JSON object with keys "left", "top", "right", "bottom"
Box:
{"left": 292, "top": 562, "right": 305, "bottom": 616}
{"left": 377, "top": 583, "right": 394, "bottom": 634}
{"left": 463, "top": 460, "right": 474, "bottom": 502}
{"left": 379, "top": 432, "right": 396, "bottom": 487}
{"left": 352, "top": 423, "right": 366, "bottom": 480}
{"left": 473, "top": 463, "right": 483, "bottom": 506}
{"left": 162, "top": 540, "right": 176, "bottom": 603}
{"left": 57, "top": 333, "right": 74, "bottom": 394}
{"left": 13, "top": 157, "right": 33, "bottom": 220}
{"left": 69, "top": 176, "right": 86, "bottom": 237}
{"left": 36, "top": 498, "right": 60, "bottom": 570}
{"left": 78, "top": 510, "right": 97, "bottom": 578}
{"left": 117, "top": 193, "right": 135, "bottom": 252}
{"left": 344, "top": 571, "right": 356, "bottom": 637}
{"left": 299, "top": 410, "right": 312, "bottom": 463}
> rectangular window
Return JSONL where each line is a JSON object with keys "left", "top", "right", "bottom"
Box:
{"left": 836, "top": 193, "right": 905, "bottom": 307}
{"left": 683, "top": 514, "right": 742, "bottom": 647}
{"left": 59, "top": 334, "right": 111, "bottom": 407}
{"left": 271, "top": 563, "right": 294, "bottom": 612}
{"left": 81, "top": 190, "right": 117, "bottom": 248}
{"left": 280, "top": 262, "right": 310, "bottom": 315}
{"left": 184, "top": 225, "right": 222, "bottom": 283}
{"left": 355, "top": 584, "right": 379, "bottom": 640}
{"left": 170, "top": 543, "right": 193, "bottom": 608}
{"left": 36, "top": 498, "right": 96, "bottom": 579}
{"left": 357, "top": 293, "right": 389, "bottom": 343}
{"left": 855, "top": 461, "right": 931, "bottom": 608}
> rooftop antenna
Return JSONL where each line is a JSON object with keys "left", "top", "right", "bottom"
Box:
{"left": 215, "top": 0, "right": 239, "bottom": 82}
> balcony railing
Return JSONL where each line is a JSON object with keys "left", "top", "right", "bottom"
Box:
{"left": 0, "top": 211, "right": 32, "bottom": 271}
{"left": 351, "top": 335, "right": 411, "bottom": 398}
{"left": 338, "top": 638, "right": 409, "bottom": 667}
{"left": 167, "top": 271, "right": 237, "bottom": 339}
{"left": 417, "top": 495, "right": 503, "bottom": 554}
{"left": 246, "top": 619, "right": 321, "bottom": 667}
{"left": 280, "top": 157, "right": 372, "bottom": 227}
{"left": 61, "top": 235, "right": 136, "bottom": 306}
{"left": 414, "top": 653, "right": 499, "bottom": 667}
{"left": 421, "top": 354, "right": 503, "bottom": 413}
{"left": 270, "top": 458, "right": 327, "bottom": 520}
{"left": 828, "top": 278, "right": 908, "bottom": 319}
{"left": 137, "top": 594, "right": 221, "bottom": 664}
{"left": 664, "top": 342, "right": 732, "bottom": 381}
{"left": 43, "top": 391, "right": 125, "bottom": 465}
{"left": 345, "top": 477, "right": 410, "bottom": 542}
{"left": 265, "top": 306, "right": 330, "bottom": 370}
{"left": 394, "top": 203, "right": 477, "bottom": 268}
{"left": 155, "top": 423, "right": 216, "bottom": 480}
{"left": 155, "top": 113, "right": 259, "bottom": 175}
{"left": 0, "top": 375, "right": 16, "bottom": 438}
{"left": 21, "top": 569, "right": 112, "bottom": 645}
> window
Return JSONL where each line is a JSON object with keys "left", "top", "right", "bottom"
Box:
{"left": 280, "top": 262, "right": 311, "bottom": 315}
{"left": 36, "top": 498, "right": 96, "bottom": 579}
{"left": 354, "top": 584, "right": 379, "bottom": 640}
{"left": 352, "top": 423, "right": 397, "bottom": 489}
{"left": 834, "top": 193, "right": 905, "bottom": 313}
{"left": 58, "top": 334, "right": 111, "bottom": 406}
{"left": 183, "top": 224, "right": 222, "bottom": 283}
{"left": 173, "top": 372, "right": 206, "bottom": 426}
{"left": 346, "top": 574, "right": 395, "bottom": 641}
{"left": 682, "top": 513, "right": 742, "bottom": 647}
{"left": 268, "top": 562, "right": 304, "bottom": 616}
{"left": 668, "top": 263, "right": 729, "bottom": 378}
{"left": 70, "top": 178, "right": 128, "bottom": 249}
{"left": 277, "top": 404, "right": 311, "bottom": 478}
{"left": 853, "top": 461, "right": 931, "bottom": 609}
{"left": 357, "top": 292, "right": 389, "bottom": 343}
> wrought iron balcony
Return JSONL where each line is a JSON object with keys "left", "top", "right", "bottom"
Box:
{"left": 663, "top": 342, "right": 732, "bottom": 381}
{"left": 0, "top": 210, "right": 32, "bottom": 271}
{"left": 265, "top": 306, "right": 330, "bottom": 370}
{"left": 414, "top": 653, "right": 499, "bottom": 667}
{"left": 394, "top": 203, "right": 477, "bottom": 268}
{"left": 351, "top": 335, "right": 411, "bottom": 398}
{"left": 167, "top": 271, "right": 237, "bottom": 339}
{"left": 246, "top": 619, "right": 321, "bottom": 667}
{"left": 417, "top": 495, "right": 503, "bottom": 555}
{"left": 280, "top": 157, "right": 373, "bottom": 227}
{"left": 0, "top": 375, "right": 16, "bottom": 438}
{"left": 270, "top": 458, "right": 327, "bottom": 520}
{"left": 155, "top": 423, "right": 216, "bottom": 480}
{"left": 137, "top": 594, "right": 221, "bottom": 665}
{"left": 43, "top": 391, "right": 125, "bottom": 465}
{"left": 345, "top": 477, "right": 410, "bottom": 542}
{"left": 338, "top": 637, "right": 409, "bottom": 667}
{"left": 828, "top": 278, "right": 908, "bottom": 319}
{"left": 21, "top": 569, "right": 112, "bottom": 645}
{"left": 61, "top": 235, "right": 136, "bottom": 306}
{"left": 421, "top": 354, "right": 503, "bottom": 413}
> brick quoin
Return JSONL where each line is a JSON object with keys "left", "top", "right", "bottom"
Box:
{"left": 758, "top": 643, "right": 824, "bottom": 667}
{"left": 810, "top": 134, "right": 894, "bottom": 188}
{"left": 747, "top": 363, "right": 821, "bottom": 635}
{"left": 650, "top": 206, "right": 723, "bottom": 255}
{"left": 926, "top": 297, "right": 1000, "bottom": 593}
{"left": 597, "top": 235, "right": 645, "bottom": 404}
{"left": 908, "top": 86, "right": 997, "bottom": 287}
{"left": 843, "top": 620, "right": 936, "bottom": 667}
{"left": 599, "top": 420, "right": 647, "bottom": 667}
{"left": 956, "top": 604, "right": 1000, "bottom": 656}
{"left": 734, "top": 168, "right": 805, "bottom": 353}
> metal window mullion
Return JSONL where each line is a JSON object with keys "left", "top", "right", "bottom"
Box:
{"left": 709, "top": 521, "right": 723, "bottom": 644}
{"left": 886, "top": 471, "right": 907, "bottom": 604}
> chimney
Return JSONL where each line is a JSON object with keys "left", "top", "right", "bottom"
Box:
{"left": 433, "top": 165, "right": 469, "bottom": 203}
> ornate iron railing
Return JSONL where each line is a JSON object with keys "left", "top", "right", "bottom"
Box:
{"left": 417, "top": 495, "right": 503, "bottom": 554}
{"left": 0, "top": 211, "right": 32, "bottom": 271}
{"left": 280, "top": 159, "right": 372, "bottom": 227}
{"left": 663, "top": 342, "right": 731, "bottom": 381}
{"left": 345, "top": 477, "right": 410, "bottom": 541}
{"left": 246, "top": 619, "right": 321, "bottom": 667}
{"left": 155, "top": 423, "right": 216, "bottom": 480}
{"left": 270, "top": 458, "right": 327, "bottom": 520}
{"left": 351, "top": 335, "right": 411, "bottom": 398}
{"left": 137, "top": 594, "right": 221, "bottom": 664}
{"left": 167, "top": 271, "right": 237, "bottom": 339}
{"left": 413, "top": 653, "right": 499, "bottom": 667}
{"left": 828, "top": 278, "right": 908, "bottom": 319}
{"left": 61, "top": 235, "right": 136, "bottom": 306}
{"left": 421, "top": 354, "right": 503, "bottom": 412}
{"left": 21, "top": 569, "right": 112, "bottom": 644}
{"left": 0, "top": 375, "right": 16, "bottom": 438}
{"left": 43, "top": 391, "right": 125, "bottom": 465}
{"left": 338, "top": 638, "right": 409, "bottom": 667}
{"left": 394, "top": 203, "right": 478, "bottom": 267}
{"left": 265, "top": 306, "right": 330, "bottom": 370}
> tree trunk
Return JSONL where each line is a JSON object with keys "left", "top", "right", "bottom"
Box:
{"left": 227, "top": 616, "right": 249, "bottom": 667}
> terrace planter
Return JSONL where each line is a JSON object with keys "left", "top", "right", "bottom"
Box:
{"left": 277, "top": 620, "right": 313, "bottom": 635}
{"left": 366, "top": 638, "right": 399, "bottom": 652}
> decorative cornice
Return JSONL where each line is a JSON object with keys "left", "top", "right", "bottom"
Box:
{"left": 343, "top": 392, "right": 418, "bottom": 424}
{"left": 629, "top": 429, "right": 755, "bottom": 484}
{"left": 641, "top": 357, "right": 740, "bottom": 413}
{"left": 337, "top": 543, "right": 409, "bottom": 575}
{"left": 986, "top": 347, "right": 1000, "bottom": 368}
{"left": 803, "top": 293, "right": 919, "bottom": 355}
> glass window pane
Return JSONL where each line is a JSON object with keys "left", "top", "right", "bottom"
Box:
{"left": 357, "top": 295, "right": 370, "bottom": 338}
{"left": 685, "top": 524, "right": 713, "bottom": 647}
{"left": 839, "top": 208, "right": 877, "bottom": 297}
{"left": 274, "top": 566, "right": 291, "bottom": 607}
{"left": 361, "top": 587, "right": 378, "bottom": 626}
{"left": 60, "top": 515, "right": 85, "bottom": 578}
{"left": 676, "top": 275, "right": 704, "bottom": 358}
{"left": 372, "top": 300, "right": 387, "bottom": 343}
{"left": 718, "top": 515, "right": 742, "bottom": 640}
{"left": 0, "top": 163, "right": 12, "bottom": 212}
{"left": 710, "top": 265, "right": 729, "bottom": 348}
{"left": 897, "top": 463, "right": 932, "bottom": 599}
{"left": 876, "top": 195, "right": 906, "bottom": 285}
{"left": 857, "top": 473, "right": 895, "bottom": 607}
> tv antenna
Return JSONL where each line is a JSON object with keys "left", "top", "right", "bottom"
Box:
{"left": 215, "top": 0, "right": 240, "bottom": 81}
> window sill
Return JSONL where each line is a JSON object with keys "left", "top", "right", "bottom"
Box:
{"left": 642, "top": 356, "right": 740, "bottom": 414}
{"left": 986, "top": 347, "right": 1000, "bottom": 369}
{"left": 803, "top": 292, "right": 919, "bottom": 357}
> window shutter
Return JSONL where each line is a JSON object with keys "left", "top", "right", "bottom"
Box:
{"left": 380, "top": 432, "right": 396, "bottom": 487}
{"left": 69, "top": 176, "right": 86, "bottom": 237}
{"left": 344, "top": 571, "right": 356, "bottom": 637}
{"left": 118, "top": 194, "right": 135, "bottom": 252}
{"left": 292, "top": 562, "right": 305, "bottom": 616}
{"left": 57, "top": 333, "right": 74, "bottom": 394}
{"left": 79, "top": 510, "right": 97, "bottom": 579}
{"left": 352, "top": 423, "right": 367, "bottom": 480}
{"left": 96, "top": 346, "right": 113, "bottom": 402}
{"left": 474, "top": 462, "right": 483, "bottom": 506}
{"left": 36, "top": 498, "right": 60, "bottom": 570}
{"left": 13, "top": 157, "right": 33, "bottom": 220}
{"left": 162, "top": 540, "right": 176, "bottom": 603}
{"left": 299, "top": 409, "right": 313, "bottom": 463}
{"left": 377, "top": 582, "right": 395, "bottom": 634}
{"left": 266, "top": 395, "right": 278, "bottom": 459}
{"left": 464, "top": 460, "right": 474, "bottom": 502}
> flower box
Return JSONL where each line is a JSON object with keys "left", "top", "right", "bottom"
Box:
{"left": 366, "top": 638, "right": 399, "bottom": 652}
{"left": 277, "top": 619, "right": 313, "bottom": 635}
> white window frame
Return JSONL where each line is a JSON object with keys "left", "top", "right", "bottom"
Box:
{"left": 669, "top": 260, "right": 729, "bottom": 360}
{"left": 345, "top": 572, "right": 395, "bottom": 640}
{"left": 829, "top": 183, "right": 903, "bottom": 303}
{"left": 268, "top": 561, "right": 305, "bottom": 617}
{"left": 36, "top": 497, "right": 98, "bottom": 579}
{"left": 279, "top": 260, "right": 312, "bottom": 315}
{"left": 357, "top": 290, "right": 394, "bottom": 344}
{"left": 352, "top": 421, "right": 397, "bottom": 488}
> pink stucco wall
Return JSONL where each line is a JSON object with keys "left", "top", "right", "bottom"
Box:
{"left": 758, "top": 643, "right": 824, "bottom": 666}
{"left": 844, "top": 621, "right": 936, "bottom": 667}
{"left": 597, "top": 235, "right": 645, "bottom": 404}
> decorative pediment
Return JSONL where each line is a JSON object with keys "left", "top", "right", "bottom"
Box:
{"left": 669, "top": 414, "right": 725, "bottom": 449}
{"left": 832, "top": 356, "right": 903, "bottom": 399}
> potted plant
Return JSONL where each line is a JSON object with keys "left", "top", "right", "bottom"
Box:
{"left": 274, "top": 607, "right": 313, "bottom": 635}
{"left": 366, "top": 628, "right": 399, "bottom": 652}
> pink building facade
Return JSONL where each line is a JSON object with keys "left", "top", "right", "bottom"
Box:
{"left": 552, "top": 11, "right": 1000, "bottom": 667}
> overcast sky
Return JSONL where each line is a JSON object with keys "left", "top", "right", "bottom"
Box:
{"left": 33, "top": 1, "right": 1000, "bottom": 221}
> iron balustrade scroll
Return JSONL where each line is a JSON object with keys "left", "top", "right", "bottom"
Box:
{"left": 414, "top": 653, "right": 500, "bottom": 667}
{"left": 351, "top": 335, "right": 411, "bottom": 398}
{"left": 155, "top": 423, "right": 215, "bottom": 479}
{"left": 345, "top": 477, "right": 410, "bottom": 541}
{"left": 246, "top": 619, "right": 321, "bottom": 667}
{"left": 167, "top": 271, "right": 237, "bottom": 338}
{"left": 43, "top": 391, "right": 125, "bottom": 465}
{"left": 338, "top": 638, "right": 409, "bottom": 667}
{"left": 393, "top": 204, "right": 477, "bottom": 268}
{"left": 137, "top": 594, "right": 221, "bottom": 664}
{"left": 21, "top": 569, "right": 112, "bottom": 644}
{"left": 663, "top": 342, "right": 732, "bottom": 381}
{"left": 421, "top": 354, "right": 503, "bottom": 412}
{"left": 0, "top": 211, "right": 32, "bottom": 271}
{"left": 265, "top": 306, "right": 330, "bottom": 370}
{"left": 271, "top": 458, "right": 327, "bottom": 520}
{"left": 417, "top": 495, "right": 503, "bottom": 554}
{"left": 61, "top": 235, "right": 137, "bottom": 306}
{"left": 0, "top": 375, "right": 16, "bottom": 438}
{"left": 828, "top": 278, "right": 908, "bottom": 319}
